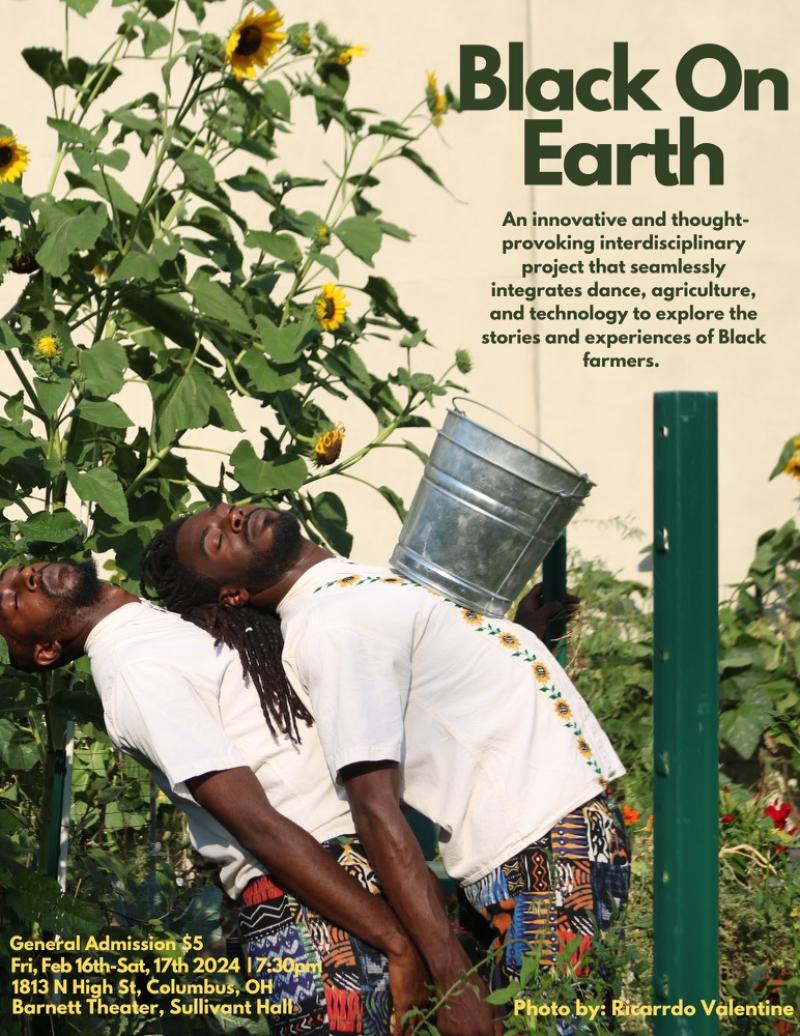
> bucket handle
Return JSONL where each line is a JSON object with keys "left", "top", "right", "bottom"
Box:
{"left": 451, "top": 397, "right": 585, "bottom": 477}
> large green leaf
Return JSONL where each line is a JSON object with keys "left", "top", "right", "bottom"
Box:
{"left": 0, "top": 321, "right": 21, "bottom": 352}
{"left": 719, "top": 687, "right": 774, "bottom": 759}
{"left": 231, "top": 441, "right": 307, "bottom": 493}
{"left": 400, "top": 146, "right": 444, "bottom": 187}
{"left": 36, "top": 202, "right": 108, "bottom": 277}
{"left": 245, "top": 230, "right": 302, "bottom": 267}
{"left": 239, "top": 351, "right": 300, "bottom": 394}
{"left": 124, "top": 289, "right": 196, "bottom": 350}
{"left": 68, "top": 167, "right": 139, "bottom": 216}
{"left": 22, "top": 48, "right": 70, "bottom": 90}
{"left": 34, "top": 378, "right": 71, "bottom": 418}
{"left": 109, "top": 250, "right": 161, "bottom": 283}
{"left": 21, "top": 510, "right": 83, "bottom": 545}
{"left": 141, "top": 18, "right": 172, "bottom": 56}
{"left": 255, "top": 314, "right": 310, "bottom": 363}
{"left": 150, "top": 362, "right": 240, "bottom": 445}
{"left": 308, "top": 492, "right": 352, "bottom": 556}
{"left": 77, "top": 339, "right": 127, "bottom": 397}
{"left": 66, "top": 465, "right": 129, "bottom": 523}
{"left": 333, "top": 217, "right": 382, "bottom": 266}
{"left": 47, "top": 117, "right": 100, "bottom": 148}
{"left": 363, "top": 276, "right": 420, "bottom": 333}
{"left": 66, "top": 0, "right": 101, "bottom": 15}
{"left": 188, "top": 270, "right": 251, "bottom": 334}
{"left": 78, "top": 399, "right": 133, "bottom": 428}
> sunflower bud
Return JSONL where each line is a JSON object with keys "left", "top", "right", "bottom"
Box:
{"left": 288, "top": 23, "right": 312, "bottom": 54}
{"left": 313, "top": 223, "right": 331, "bottom": 247}
{"left": 313, "top": 425, "right": 345, "bottom": 467}
{"left": 455, "top": 349, "right": 472, "bottom": 374}
{"left": 335, "top": 45, "right": 366, "bottom": 66}
{"left": 34, "top": 335, "right": 59, "bottom": 359}
{"left": 783, "top": 437, "right": 800, "bottom": 480}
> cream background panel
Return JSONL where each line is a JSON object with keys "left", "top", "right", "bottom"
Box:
{"left": 0, "top": 0, "right": 796, "bottom": 589}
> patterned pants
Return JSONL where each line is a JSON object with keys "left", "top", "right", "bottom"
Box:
{"left": 238, "top": 836, "right": 392, "bottom": 1035}
{"left": 462, "top": 794, "right": 631, "bottom": 1030}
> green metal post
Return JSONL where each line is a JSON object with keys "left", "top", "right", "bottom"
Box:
{"left": 543, "top": 533, "right": 568, "bottom": 666}
{"left": 653, "top": 393, "right": 719, "bottom": 1034}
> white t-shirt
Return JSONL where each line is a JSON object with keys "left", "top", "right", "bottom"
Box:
{"left": 278, "top": 558, "right": 626, "bottom": 885}
{"left": 85, "top": 601, "right": 354, "bottom": 898}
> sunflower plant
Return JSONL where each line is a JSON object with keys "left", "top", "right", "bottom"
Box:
{"left": 0, "top": 0, "right": 464, "bottom": 1020}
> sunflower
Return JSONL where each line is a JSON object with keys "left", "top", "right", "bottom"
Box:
{"left": 461, "top": 608, "right": 484, "bottom": 627}
{"left": 225, "top": 7, "right": 286, "bottom": 81}
{"left": 313, "top": 425, "right": 345, "bottom": 467}
{"left": 784, "top": 437, "right": 800, "bottom": 480}
{"left": 0, "top": 136, "right": 29, "bottom": 184}
{"left": 425, "top": 72, "right": 448, "bottom": 126}
{"left": 337, "top": 575, "right": 358, "bottom": 587}
{"left": 532, "top": 661, "right": 550, "bottom": 684}
{"left": 381, "top": 577, "right": 402, "bottom": 585}
{"left": 314, "top": 283, "right": 349, "bottom": 331}
{"left": 34, "top": 335, "right": 59, "bottom": 358}
{"left": 576, "top": 737, "right": 592, "bottom": 758}
{"left": 498, "top": 631, "right": 520, "bottom": 650}
{"left": 553, "top": 698, "right": 572, "bottom": 720}
{"left": 335, "top": 45, "right": 366, "bottom": 66}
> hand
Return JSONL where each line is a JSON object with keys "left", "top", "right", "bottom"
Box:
{"left": 435, "top": 971, "right": 497, "bottom": 1036}
{"left": 514, "top": 581, "right": 580, "bottom": 640}
{"left": 387, "top": 939, "right": 430, "bottom": 1035}
{"left": 431, "top": 946, "right": 498, "bottom": 1036}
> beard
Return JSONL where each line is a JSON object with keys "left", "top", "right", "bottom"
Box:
{"left": 247, "top": 511, "right": 303, "bottom": 589}
{"left": 42, "top": 559, "right": 103, "bottom": 609}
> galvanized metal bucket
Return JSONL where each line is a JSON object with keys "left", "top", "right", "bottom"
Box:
{"left": 390, "top": 398, "right": 594, "bottom": 617}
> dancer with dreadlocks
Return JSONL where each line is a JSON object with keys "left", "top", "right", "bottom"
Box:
{"left": 142, "top": 503, "right": 629, "bottom": 1036}
{"left": 0, "top": 558, "right": 428, "bottom": 1035}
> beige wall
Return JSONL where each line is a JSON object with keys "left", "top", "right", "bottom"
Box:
{"left": 1, "top": 1, "right": 797, "bottom": 589}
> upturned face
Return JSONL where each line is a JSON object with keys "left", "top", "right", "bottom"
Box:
{"left": 0, "top": 560, "right": 101, "bottom": 669}
{"left": 175, "top": 504, "right": 302, "bottom": 592}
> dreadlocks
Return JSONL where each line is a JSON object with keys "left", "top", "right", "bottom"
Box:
{"left": 139, "top": 518, "right": 313, "bottom": 743}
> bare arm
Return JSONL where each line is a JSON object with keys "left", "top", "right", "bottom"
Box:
{"left": 340, "top": 761, "right": 497, "bottom": 1036}
{"left": 186, "top": 766, "right": 428, "bottom": 1029}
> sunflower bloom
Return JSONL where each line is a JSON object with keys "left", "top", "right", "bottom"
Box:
{"left": 462, "top": 608, "right": 484, "bottom": 627}
{"left": 576, "top": 737, "right": 592, "bottom": 758}
{"left": 0, "top": 136, "right": 29, "bottom": 184}
{"left": 532, "top": 662, "right": 550, "bottom": 684}
{"left": 315, "top": 283, "right": 349, "bottom": 331}
{"left": 225, "top": 7, "right": 286, "bottom": 81}
{"left": 314, "top": 425, "right": 345, "bottom": 467}
{"left": 783, "top": 437, "right": 800, "bottom": 480}
{"left": 553, "top": 698, "right": 572, "bottom": 720}
{"left": 426, "top": 72, "right": 448, "bottom": 126}
{"left": 34, "top": 335, "right": 59, "bottom": 358}
{"left": 338, "top": 575, "right": 358, "bottom": 587}
{"left": 335, "top": 45, "right": 366, "bottom": 66}
{"left": 498, "top": 631, "right": 520, "bottom": 650}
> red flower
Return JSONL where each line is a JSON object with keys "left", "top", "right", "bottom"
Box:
{"left": 623, "top": 805, "right": 640, "bottom": 826}
{"left": 765, "top": 802, "right": 792, "bottom": 830}
{"left": 721, "top": 813, "right": 736, "bottom": 824}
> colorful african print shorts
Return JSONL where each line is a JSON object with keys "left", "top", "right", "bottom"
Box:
{"left": 238, "top": 835, "right": 392, "bottom": 1035}
{"left": 462, "top": 793, "right": 631, "bottom": 988}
